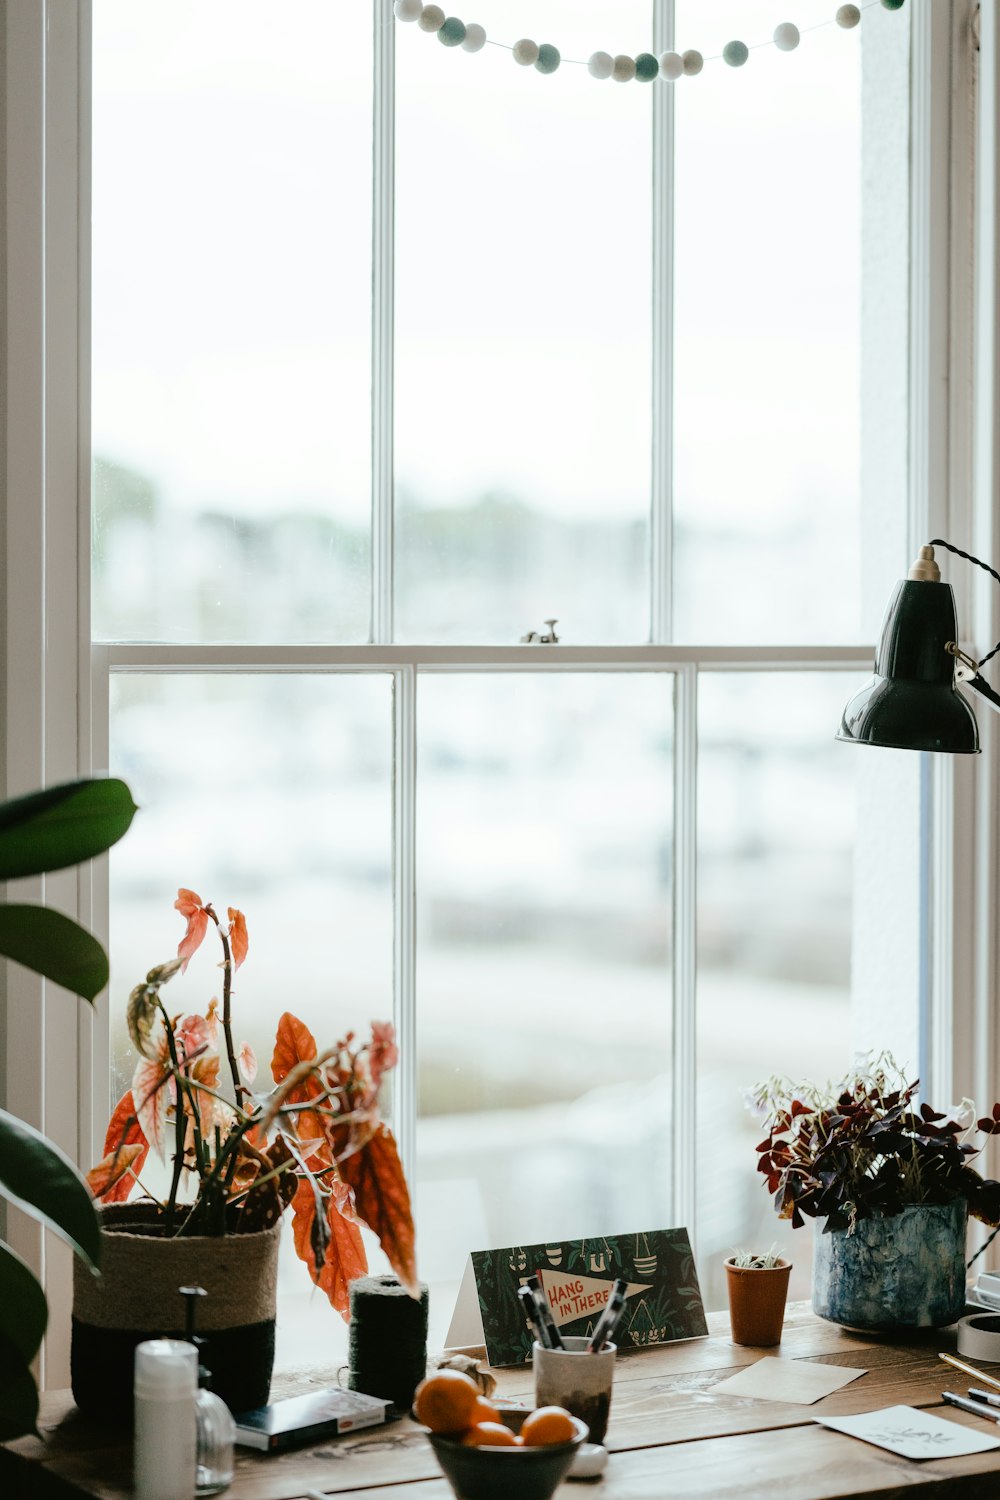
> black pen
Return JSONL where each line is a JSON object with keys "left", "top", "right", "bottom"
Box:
{"left": 518, "top": 1284, "right": 552, "bottom": 1349}
{"left": 968, "top": 1387, "right": 1000, "bottom": 1410}
{"left": 942, "top": 1390, "right": 1000, "bottom": 1423}
{"left": 525, "top": 1275, "right": 564, "bottom": 1351}
{"left": 587, "top": 1277, "right": 627, "bottom": 1353}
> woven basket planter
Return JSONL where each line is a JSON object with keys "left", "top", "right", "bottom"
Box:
{"left": 72, "top": 1203, "right": 281, "bottom": 1416}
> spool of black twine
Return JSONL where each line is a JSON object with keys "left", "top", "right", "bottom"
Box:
{"left": 348, "top": 1274, "right": 429, "bottom": 1412}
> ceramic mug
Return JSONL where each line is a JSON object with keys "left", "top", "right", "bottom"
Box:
{"left": 533, "top": 1336, "right": 616, "bottom": 1445}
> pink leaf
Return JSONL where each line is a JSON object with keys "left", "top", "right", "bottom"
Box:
{"left": 238, "top": 1041, "right": 258, "bottom": 1085}
{"left": 176, "top": 1013, "right": 210, "bottom": 1060}
{"left": 132, "top": 1056, "right": 171, "bottom": 1160}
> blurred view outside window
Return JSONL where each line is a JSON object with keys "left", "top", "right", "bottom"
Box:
{"left": 696, "top": 674, "right": 857, "bottom": 1309}
{"left": 93, "top": 1, "right": 913, "bottom": 1354}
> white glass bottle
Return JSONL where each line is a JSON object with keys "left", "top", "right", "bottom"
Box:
{"left": 134, "top": 1339, "right": 197, "bottom": 1500}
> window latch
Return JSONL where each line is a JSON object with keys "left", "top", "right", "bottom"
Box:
{"left": 520, "top": 618, "right": 559, "bottom": 644}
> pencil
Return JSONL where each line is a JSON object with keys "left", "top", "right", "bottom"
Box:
{"left": 938, "top": 1351, "right": 1000, "bottom": 1395}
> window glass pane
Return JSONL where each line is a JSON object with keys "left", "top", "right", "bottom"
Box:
{"left": 108, "top": 673, "right": 393, "bottom": 1364}
{"left": 416, "top": 673, "right": 673, "bottom": 1343}
{"left": 696, "top": 673, "right": 858, "bottom": 1309}
{"left": 673, "top": 0, "right": 867, "bottom": 643}
{"left": 395, "top": 1, "right": 652, "bottom": 644}
{"left": 92, "top": 2, "right": 372, "bottom": 644}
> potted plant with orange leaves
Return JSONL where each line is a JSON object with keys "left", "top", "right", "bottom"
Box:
{"left": 73, "top": 888, "right": 416, "bottom": 1415}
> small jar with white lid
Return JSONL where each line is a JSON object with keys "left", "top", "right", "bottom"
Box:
{"left": 134, "top": 1338, "right": 197, "bottom": 1500}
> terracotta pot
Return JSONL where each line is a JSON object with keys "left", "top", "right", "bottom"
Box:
{"left": 724, "top": 1257, "right": 792, "bottom": 1346}
{"left": 72, "top": 1203, "right": 281, "bottom": 1416}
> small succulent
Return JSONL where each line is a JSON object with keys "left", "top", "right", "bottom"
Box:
{"left": 729, "top": 1246, "right": 782, "bottom": 1269}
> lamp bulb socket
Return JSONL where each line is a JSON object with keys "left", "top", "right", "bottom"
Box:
{"left": 908, "top": 545, "right": 941, "bottom": 583}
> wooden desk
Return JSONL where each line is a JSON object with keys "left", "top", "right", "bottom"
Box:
{"left": 6, "top": 1304, "right": 1000, "bottom": 1499}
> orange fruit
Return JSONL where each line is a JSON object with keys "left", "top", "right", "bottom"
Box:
{"left": 470, "top": 1396, "right": 500, "bottom": 1425}
{"left": 413, "top": 1370, "right": 481, "bottom": 1433}
{"left": 461, "top": 1422, "right": 521, "bottom": 1447}
{"left": 520, "top": 1406, "right": 577, "bottom": 1447}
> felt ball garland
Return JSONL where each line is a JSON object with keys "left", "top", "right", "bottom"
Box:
{"left": 393, "top": 0, "right": 905, "bottom": 84}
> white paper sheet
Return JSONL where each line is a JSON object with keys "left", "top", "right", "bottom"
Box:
{"left": 817, "top": 1404, "right": 1000, "bottom": 1460}
{"left": 711, "top": 1356, "right": 867, "bottom": 1405}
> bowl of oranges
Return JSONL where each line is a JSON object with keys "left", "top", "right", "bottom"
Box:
{"left": 414, "top": 1369, "right": 588, "bottom": 1500}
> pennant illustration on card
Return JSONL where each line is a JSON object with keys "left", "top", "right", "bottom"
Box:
{"left": 445, "top": 1226, "right": 708, "bottom": 1366}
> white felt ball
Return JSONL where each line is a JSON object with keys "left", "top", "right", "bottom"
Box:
{"left": 612, "top": 53, "right": 636, "bottom": 82}
{"left": 393, "top": 0, "right": 423, "bottom": 20}
{"left": 418, "top": 4, "right": 445, "bottom": 32}
{"left": 512, "top": 37, "right": 539, "bottom": 65}
{"left": 462, "top": 22, "right": 486, "bottom": 52}
{"left": 682, "top": 49, "right": 704, "bottom": 76}
{"left": 587, "top": 50, "right": 614, "bottom": 79}
{"left": 836, "top": 4, "right": 861, "bottom": 26}
{"left": 773, "top": 22, "right": 800, "bottom": 50}
{"left": 659, "top": 51, "right": 683, "bottom": 80}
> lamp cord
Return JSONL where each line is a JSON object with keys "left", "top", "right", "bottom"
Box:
{"left": 928, "top": 539, "right": 1000, "bottom": 669}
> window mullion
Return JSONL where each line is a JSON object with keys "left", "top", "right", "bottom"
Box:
{"left": 393, "top": 665, "right": 418, "bottom": 1185}
{"left": 672, "top": 663, "right": 697, "bottom": 1234}
{"left": 651, "top": 0, "right": 674, "bottom": 646}
{"left": 371, "top": 0, "right": 395, "bottom": 646}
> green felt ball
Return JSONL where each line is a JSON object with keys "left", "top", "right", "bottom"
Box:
{"left": 438, "top": 16, "right": 466, "bottom": 45}
{"left": 634, "top": 52, "right": 659, "bottom": 81}
{"left": 880, "top": 0, "right": 906, "bottom": 8}
{"left": 723, "top": 39, "right": 749, "bottom": 67}
{"left": 535, "top": 43, "right": 561, "bottom": 74}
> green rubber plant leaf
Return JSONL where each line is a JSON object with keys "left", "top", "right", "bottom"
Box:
{"left": 0, "top": 1332, "right": 40, "bottom": 1441}
{"left": 0, "top": 1109, "right": 101, "bottom": 1272}
{"left": 0, "top": 906, "right": 108, "bottom": 1002}
{"left": 0, "top": 778, "right": 137, "bottom": 880}
{"left": 0, "top": 1242, "right": 47, "bottom": 1364}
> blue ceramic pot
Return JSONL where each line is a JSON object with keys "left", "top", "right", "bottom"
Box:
{"left": 812, "top": 1200, "right": 967, "bottom": 1329}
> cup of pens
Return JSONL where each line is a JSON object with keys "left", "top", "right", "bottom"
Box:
{"left": 519, "top": 1275, "right": 625, "bottom": 1446}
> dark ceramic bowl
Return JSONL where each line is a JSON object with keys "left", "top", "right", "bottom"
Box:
{"left": 425, "top": 1410, "right": 589, "bottom": 1500}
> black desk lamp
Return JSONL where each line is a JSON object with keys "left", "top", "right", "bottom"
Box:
{"left": 838, "top": 541, "right": 1000, "bottom": 753}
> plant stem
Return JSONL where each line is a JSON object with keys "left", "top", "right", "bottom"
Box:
{"left": 206, "top": 904, "right": 246, "bottom": 1108}
{"left": 162, "top": 1012, "right": 187, "bottom": 1232}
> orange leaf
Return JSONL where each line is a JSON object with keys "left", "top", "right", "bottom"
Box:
{"left": 290, "top": 1177, "right": 367, "bottom": 1319}
{"left": 228, "top": 907, "right": 248, "bottom": 970}
{"left": 175, "top": 888, "right": 209, "bottom": 971}
{"left": 270, "top": 1014, "right": 332, "bottom": 1153}
{"left": 86, "top": 1144, "right": 145, "bottom": 1199}
{"left": 271, "top": 1011, "right": 319, "bottom": 1083}
{"left": 99, "top": 1090, "right": 150, "bottom": 1204}
{"left": 340, "top": 1125, "right": 417, "bottom": 1295}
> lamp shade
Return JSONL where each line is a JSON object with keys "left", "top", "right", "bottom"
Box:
{"left": 837, "top": 578, "right": 980, "bottom": 753}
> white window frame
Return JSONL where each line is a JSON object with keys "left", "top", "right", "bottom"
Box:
{"left": 3, "top": 0, "right": 996, "bottom": 1388}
